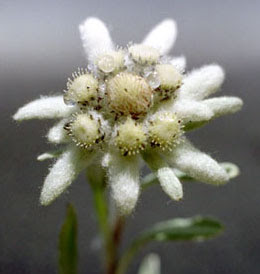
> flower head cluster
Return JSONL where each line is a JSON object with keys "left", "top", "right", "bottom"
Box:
{"left": 14, "top": 18, "right": 243, "bottom": 215}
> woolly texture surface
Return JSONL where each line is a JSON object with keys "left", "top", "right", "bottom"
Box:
{"left": 142, "top": 19, "right": 177, "bottom": 54}
{"left": 203, "top": 96, "right": 243, "bottom": 117}
{"left": 172, "top": 100, "right": 214, "bottom": 123}
{"left": 40, "top": 147, "right": 94, "bottom": 205}
{"left": 13, "top": 16, "right": 242, "bottom": 213}
{"left": 13, "top": 96, "right": 73, "bottom": 121}
{"left": 165, "top": 139, "right": 229, "bottom": 185}
{"left": 47, "top": 119, "right": 68, "bottom": 144}
{"left": 157, "top": 167, "right": 183, "bottom": 201}
{"left": 143, "top": 151, "right": 183, "bottom": 200}
{"left": 79, "top": 17, "right": 114, "bottom": 63}
{"left": 179, "top": 65, "right": 224, "bottom": 100}
{"left": 108, "top": 153, "right": 140, "bottom": 215}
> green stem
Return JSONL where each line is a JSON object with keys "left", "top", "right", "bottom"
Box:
{"left": 87, "top": 166, "right": 113, "bottom": 273}
{"left": 116, "top": 239, "right": 148, "bottom": 274}
{"left": 90, "top": 181, "right": 113, "bottom": 272}
{"left": 87, "top": 166, "right": 125, "bottom": 274}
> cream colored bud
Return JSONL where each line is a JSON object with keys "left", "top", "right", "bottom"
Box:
{"left": 106, "top": 72, "right": 153, "bottom": 118}
{"left": 96, "top": 50, "right": 125, "bottom": 73}
{"left": 114, "top": 117, "right": 147, "bottom": 156}
{"left": 65, "top": 113, "right": 102, "bottom": 148}
{"left": 64, "top": 71, "right": 99, "bottom": 105}
{"left": 156, "top": 64, "right": 182, "bottom": 96}
{"left": 129, "top": 44, "right": 160, "bottom": 64}
{"left": 148, "top": 112, "right": 183, "bottom": 151}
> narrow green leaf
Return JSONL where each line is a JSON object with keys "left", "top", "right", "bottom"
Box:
{"left": 138, "top": 216, "right": 223, "bottom": 243}
{"left": 116, "top": 216, "right": 223, "bottom": 274}
{"left": 59, "top": 204, "right": 78, "bottom": 274}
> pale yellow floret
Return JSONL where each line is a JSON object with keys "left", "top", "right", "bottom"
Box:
{"left": 96, "top": 50, "right": 125, "bottom": 73}
{"left": 114, "top": 117, "right": 147, "bottom": 156}
{"left": 64, "top": 71, "right": 99, "bottom": 105}
{"left": 156, "top": 64, "right": 182, "bottom": 96}
{"left": 148, "top": 112, "right": 183, "bottom": 151}
{"left": 66, "top": 113, "right": 101, "bottom": 148}
{"left": 129, "top": 44, "right": 160, "bottom": 64}
{"left": 106, "top": 72, "right": 153, "bottom": 118}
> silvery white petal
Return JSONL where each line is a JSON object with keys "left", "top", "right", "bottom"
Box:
{"left": 138, "top": 253, "right": 161, "bottom": 274}
{"left": 40, "top": 147, "right": 94, "bottom": 206}
{"left": 13, "top": 96, "right": 73, "bottom": 121}
{"left": 157, "top": 167, "right": 183, "bottom": 201}
{"left": 142, "top": 19, "right": 177, "bottom": 54}
{"left": 47, "top": 119, "right": 69, "bottom": 144}
{"left": 165, "top": 139, "right": 229, "bottom": 185}
{"left": 37, "top": 149, "right": 63, "bottom": 161}
{"left": 170, "top": 56, "right": 186, "bottom": 73}
{"left": 142, "top": 151, "right": 183, "bottom": 201}
{"left": 108, "top": 153, "right": 140, "bottom": 215}
{"left": 179, "top": 65, "right": 225, "bottom": 100}
{"left": 203, "top": 96, "right": 243, "bottom": 117}
{"left": 79, "top": 17, "right": 114, "bottom": 63}
{"left": 101, "top": 153, "right": 111, "bottom": 168}
{"left": 172, "top": 100, "right": 214, "bottom": 123}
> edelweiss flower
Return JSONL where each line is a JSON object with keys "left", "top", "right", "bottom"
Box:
{"left": 14, "top": 18, "right": 243, "bottom": 215}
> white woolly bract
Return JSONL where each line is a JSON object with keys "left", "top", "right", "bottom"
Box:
{"left": 172, "top": 100, "right": 214, "bottom": 123}
{"left": 101, "top": 153, "right": 111, "bottom": 168}
{"left": 47, "top": 119, "right": 69, "bottom": 144}
{"left": 79, "top": 17, "right": 114, "bottom": 63}
{"left": 179, "top": 65, "right": 225, "bottom": 100}
{"left": 157, "top": 167, "right": 183, "bottom": 201}
{"left": 108, "top": 153, "right": 140, "bottom": 215}
{"left": 40, "top": 147, "right": 94, "bottom": 206}
{"left": 203, "top": 96, "right": 243, "bottom": 117}
{"left": 138, "top": 253, "right": 161, "bottom": 274}
{"left": 170, "top": 56, "right": 186, "bottom": 73}
{"left": 37, "top": 151, "right": 60, "bottom": 161}
{"left": 165, "top": 139, "right": 229, "bottom": 185}
{"left": 143, "top": 151, "right": 183, "bottom": 200}
{"left": 142, "top": 19, "right": 177, "bottom": 55}
{"left": 13, "top": 96, "right": 73, "bottom": 121}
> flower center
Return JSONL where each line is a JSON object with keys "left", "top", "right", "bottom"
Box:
{"left": 64, "top": 70, "right": 99, "bottom": 106}
{"left": 106, "top": 72, "right": 153, "bottom": 119}
{"left": 65, "top": 113, "right": 103, "bottom": 148}
{"left": 155, "top": 64, "right": 182, "bottom": 100}
{"left": 148, "top": 112, "right": 183, "bottom": 151}
{"left": 128, "top": 44, "right": 160, "bottom": 64}
{"left": 96, "top": 51, "right": 125, "bottom": 73}
{"left": 114, "top": 117, "right": 147, "bottom": 156}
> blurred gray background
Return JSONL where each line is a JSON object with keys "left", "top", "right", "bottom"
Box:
{"left": 0, "top": 0, "right": 259, "bottom": 273}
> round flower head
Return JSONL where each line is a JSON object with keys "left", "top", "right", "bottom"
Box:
{"left": 155, "top": 64, "right": 182, "bottom": 100}
{"left": 65, "top": 113, "right": 103, "bottom": 149}
{"left": 114, "top": 117, "right": 147, "bottom": 156}
{"left": 96, "top": 50, "right": 125, "bottom": 73}
{"left": 64, "top": 69, "right": 99, "bottom": 106}
{"left": 14, "top": 17, "right": 243, "bottom": 215}
{"left": 129, "top": 44, "right": 160, "bottom": 64}
{"left": 148, "top": 111, "right": 183, "bottom": 151}
{"left": 106, "top": 72, "right": 153, "bottom": 118}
